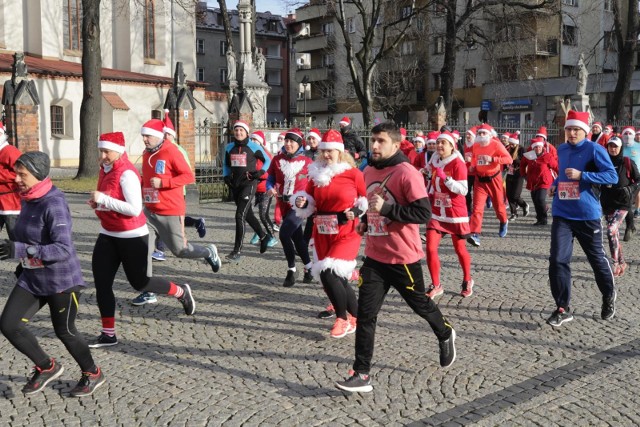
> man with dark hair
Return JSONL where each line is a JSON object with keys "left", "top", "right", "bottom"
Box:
{"left": 336, "top": 122, "right": 456, "bottom": 393}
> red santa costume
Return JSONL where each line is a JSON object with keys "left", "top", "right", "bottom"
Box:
{"left": 292, "top": 130, "right": 367, "bottom": 338}
{"left": 424, "top": 131, "right": 473, "bottom": 298}
{"left": 0, "top": 122, "right": 21, "bottom": 239}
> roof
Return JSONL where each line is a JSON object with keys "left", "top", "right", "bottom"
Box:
{"left": 102, "top": 92, "right": 129, "bottom": 110}
{"left": 198, "top": 8, "right": 287, "bottom": 37}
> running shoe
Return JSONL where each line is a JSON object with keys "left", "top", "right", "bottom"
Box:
{"left": 602, "top": 289, "right": 617, "bottom": 320}
{"left": 205, "top": 244, "right": 221, "bottom": 272}
{"left": 302, "top": 268, "right": 314, "bottom": 283}
{"left": 195, "top": 218, "right": 207, "bottom": 238}
{"left": 486, "top": 199, "right": 492, "bottom": 209}
{"left": 467, "top": 233, "right": 480, "bottom": 247}
{"left": 439, "top": 328, "right": 456, "bottom": 368}
{"left": 623, "top": 227, "right": 635, "bottom": 242}
{"left": 330, "top": 317, "right": 353, "bottom": 338}
{"left": 132, "top": 292, "right": 157, "bottom": 306}
{"left": 273, "top": 224, "right": 280, "bottom": 232}
{"left": 250, "top": 233, "right": 260, "bottom": 245}
{"left": 88, "top": 333, "right": 118, "bottom": 348}
{"left": 508, "top": 214, "right": 518, "bottom": 221}
{"left": 522, "top": 202, "right": 530, "bottom": 217}
{"left": 259, "top": 234, "right": 271, "bottom": 254}
{"left": 151, "top": 250, "right": 166, "bottom": 261}
{"left": 226, "top": 251, "right": 242, "bottom": 263}
{"left": 498, "top": 222, "right": 508, "bottom": 238}
{"left": 267, "top": 236, "right": 278, "bottom": 247}
{"left": 336, "top": 371, "right": 373, "bottom": 393}
{"left": 318, "top": 303, "right": 335, "bottom": 319}
{"left": 283, "top": 270, "right": 297, "bottom": 288}
{"left": 69, "top": 367, "right": 106, "bottom": 397}
{"left": 546, "top": 307, "right": 573, "bottom": 327}
{"left": 178, "top": 284, "right": 196, "bottom": 315}
{"left": 460, "top": 279, "right": 474, "bottom": 298}
{"left": 426, "top": 284, "right": 444, "bottom": 299}
{"left": 347, "top": 314, "right": 357, "bottom": 332}
{"left": 22, "top": 358, "right": 64, "bottom": 395}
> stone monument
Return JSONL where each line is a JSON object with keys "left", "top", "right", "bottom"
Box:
{"left": 571, "top": 53, "right": 591, "bottom": 113}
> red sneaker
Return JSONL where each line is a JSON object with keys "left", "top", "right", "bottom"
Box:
{"left": 330, "top": 318, "right": 352, "bottom": 338}
{"left": 426, "top": 284, "right": 444, "bottom": 299}
{"left": 460, "top": 279, "right": 474, "bottom": 298}
{"left": 347, "top": 314, "right": 357, "bottom": 333}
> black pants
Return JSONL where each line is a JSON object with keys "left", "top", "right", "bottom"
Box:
{"left": 505, "top": 175, "right": 527, "bottom": 214}
{"left": 0, "top": 214, "right": 18, "bottom": 240}
{"left": 303, "top": 214, "right": 315, "bottom": 246}
{"left": 465, "top": 175, "right": 475, "bottom": 214}
{"left": 232, "top": 183, "right": 264, "bottom": 252}
{"left": 92, "top": 234, "right": 171, "bottom": 318}
{"left": 353, "top": 257, "right": 452, "bottom": 374}
{"left": 0, "top": 285, "right": 96, "bottom": 372}
{"left": 254, "top": 192, "right": 275, "bottom": 236}
{"left": 320, "top": 270, "right": 357, "bottom": 320}
{"left": 279, "top": 208, "right": 310, "bottom": 268}
{"left": 531, "top": 189, "right": 548, "bottom": 223}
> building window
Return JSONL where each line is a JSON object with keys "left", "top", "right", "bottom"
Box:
{"left": 265, "top": 44, "right": 281, "bottom": 58}
{"left": 143, "top": 0, "right": 156, "bottom": 59}
{"left": 562, "top": 65, "right": 575, "bottom": 77}
{"left": 562, "top": 24, "right": 577, "bottom": 46}
{"left": 434, "top": 36, "right": 444, "bottom": 54}
{"left": 322, "top": 54, "right": 335, "bottom": 67}
{"left": 196, "top": 39, "right": 204, "bottom": 54}
{"left": 51, "top": 105, "right": 64, "bottom": 136}
{"left": 432, "top": 73, "right": 441, "bottom": 90}
{"left": 435, "top": 3, "right": 446, "bottom": 14}
{"left": 50, "top": 100, "right": 73, "bottom": 138}
{"left": 347, "top": 17, "right": 355, "bottom": 33}
{"left": 604, "top": 0, "right": 613, "bottom": 11}
{"left": 267, "top": 20, "right": 279, "bottom": 32}
{"left": 322, "top": 22, "right": 334, "bottom": 35}
{"left": 197, "top": 67, "right": 205, "bottom": 82}
{"left": 220, "top": 41, "right": 228, "bottom": 56}
{"left": 219, "top": 68, "right": 227, "bottom": 83}
{"left": 464, "top": 68, "right": 476, "bottom": 88}
{"left": 325, "top": 83, "right": 335, "bottom": 98}
{"left": 267, "top": 96, "right": 281, "bottom": 113}
{"left": 604, "top": 31, "right": 617, "bottom": 51}
{"left": 497, "top": 62, "right": 517, "bottom": 82}
{"left": 562, "top": 0, "right": 577, "bottom": 5}
{"left": 63, "top": 0, "right": 82, "bottom": 51}
{"left": 401, "top": 40, "right": 414, "bottom": 56}
{"left": 151, "top": 110, "right": 162, "bottom": 120}
{"left": 266, "top": 70, "right": 281, "bottom": 85}
{"left": 400, "top": 6, "right": 412, "bottom": 19}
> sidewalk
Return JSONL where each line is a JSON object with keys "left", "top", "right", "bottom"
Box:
{"left": 0, "top": 193, "right": 638, "bottom": 426}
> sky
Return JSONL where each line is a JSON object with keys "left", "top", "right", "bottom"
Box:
{"left": 206, "top": 1, "right": 293, "bottom": 16}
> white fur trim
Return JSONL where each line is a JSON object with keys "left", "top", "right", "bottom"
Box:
{"left": 429, "top": 151, "right": 464, "bottom": 168}
{"left": 339, "top": 120, "right": 350, "bottom": 126}
{"left": 564, "top": 119, "right": 590, "bottom": 134}
{"left": 279, "top": 159, "right": 306, "bottom": 179}
{"left": 318, "top": 141, "right": 344, "bottom": 151}
{"left": 98, "top": 140, "right": 125, "bottom": 153}
{"left": 354, "top": 196, "right": 368, "bottom": 215}
{"left": 438, "top": 134, "right": 456, "bottom": 146}
{"left": 311, "top": 257, "right": 357, "bottom": 280}
{"left": 251, "top": 133, "right": 265, "bottom": 145}
{"left": 291, "top": 191, "right": 316, "bottom": 219}
{"left": 531, "top": 141, "right": 544, "bottom": 149}
{"left": 308, "top": 161, "right": 352, "bottom": 187}
{"left": 163, "top": 127, "right": 176, "bottom": 137}
{"left": 141, "top": 127, "right": 164, "bottom": 139}
{"left": 307, "top": 131, "right": 321, "bottom": 141}
{"left": 233, "top": 121, "right": 250, "bottom": 133}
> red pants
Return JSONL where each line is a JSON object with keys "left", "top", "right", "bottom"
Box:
{"left": 426, "top": 229, "right": 471, "bottom": 286}
{"left": 470, "top": 175, "right": 507, "bottom": 233}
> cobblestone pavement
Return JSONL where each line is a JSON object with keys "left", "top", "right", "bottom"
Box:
{"left": 1, "top": 192, "right": 639, "bottom": 426}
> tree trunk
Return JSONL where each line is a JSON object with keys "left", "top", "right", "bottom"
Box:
{"left": 439, "top": 7, "right": 457, "bottom": 118}
{"left": 608, "top": 0, "right": 638, "bottom": 121}
{"left": 76, "top": 0, "right": 102, "bottom": 179}
{"left": 218, "top": 0, "right": 234, "bottom": 53}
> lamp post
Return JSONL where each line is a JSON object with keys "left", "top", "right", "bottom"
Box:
{"left": 302, "top": 75, "right": 310, "bottom": 129}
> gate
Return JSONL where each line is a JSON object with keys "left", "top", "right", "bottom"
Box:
{"left": 194, "top": 119, "right": 228, "bottom": 202}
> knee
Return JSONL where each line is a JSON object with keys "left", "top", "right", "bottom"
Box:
{"left": 132, "top": 277, "right": 150, "bottom": 292}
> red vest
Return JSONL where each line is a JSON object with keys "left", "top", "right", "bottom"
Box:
{"left": 95, "top": 154, "right": 147, "bottom": 232}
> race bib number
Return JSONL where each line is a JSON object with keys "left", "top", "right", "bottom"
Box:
{"left": 283, "top": 178, "right": 296, "bottom": 196}
{"left": 465, "top": 153, "right": 472, "bottom": 163}
{"left": 434, "top": 192, "right": 452, "bottom": 208}
{"left": 143, "top": 187, "right": 160, "bottom": 203}
{"left": 20, "top": 257, "right": 44, "bottom": 269}
{"left": 316, "top": 215, "right": 339, "bottom": 235}
{"left": 367, "top": 212, "right": 389, "bottom": 236}
{"left": 477, "top": 156, "right": 491, "bottom": 166}
{"left": 155, "top": 160, "right": 166, "bottom": 174}
{"left": 558, "top": 181, "right": 580, "bottom": 200}
{"left": 230, "top": 153, "right": 247, "bottom": 167}
{"left": 506, "top": 165, "right": 514, "bottom": 175}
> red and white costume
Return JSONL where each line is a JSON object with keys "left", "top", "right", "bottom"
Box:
{"left": 0, "top": 136, "right": 21, "bottom": 216}
{"left": 426, "top": 152, "right": 470, "bottom": 236}
{"left": 267, "top": 150, "right": 313, "bottom": 217}
{"left": 293, "top": 162, "right": 367, "bottom": 279}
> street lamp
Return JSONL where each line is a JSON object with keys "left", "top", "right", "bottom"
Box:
{"left": 301, "top": 75, "right": 310, "bottom": 128}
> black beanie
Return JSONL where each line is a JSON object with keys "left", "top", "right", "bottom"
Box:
{"left": 16, "top": 151, "right": 50, "bottom": 181}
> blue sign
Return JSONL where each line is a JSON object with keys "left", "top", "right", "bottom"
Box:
{"left": 502, "top": 99, "right": 532, "bottom": 111}
{"left": 481, "top": 100, "right": 492, "bottom": 111}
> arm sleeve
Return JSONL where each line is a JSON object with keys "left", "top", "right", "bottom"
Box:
{"left": 163, "top": 148, "right": 195, "bottom": 188}
{"left": 223, "top": 144, "right": 232, "bottom": 177}
{"left": 250, "top": 141, "right": 272, "bottom": 172}
{"left": 379, "top": 196, "right": 431, "bottom": 224}
{"left": 493, "top": 142, "right": 514, "bottom": 165}
{"left": 96, "top": 170, "right": 143, "bottom": 216}
{"left": 581, "top": 145, "right": 618, "bottom": 185}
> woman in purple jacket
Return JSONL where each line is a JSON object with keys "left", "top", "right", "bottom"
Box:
{"left": 0, "top": 151, "right": 105, "bottom": 397}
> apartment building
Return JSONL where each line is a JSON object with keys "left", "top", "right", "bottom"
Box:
{"left": 196, "top": 6, "right": 290, "bottom": 123}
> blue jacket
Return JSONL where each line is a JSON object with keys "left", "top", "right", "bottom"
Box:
{"left": 223, "top": 138, "right": 271, "bottom": 188}
{"left": 552, "top": 139, "right": 617, "bottom": 220}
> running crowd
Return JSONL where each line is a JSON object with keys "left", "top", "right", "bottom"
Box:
{"left": 0, "top": 108, "right": 633, "bottom": 395}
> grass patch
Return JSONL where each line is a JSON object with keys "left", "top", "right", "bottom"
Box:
{"left": 52, "top": 177, "right": 98, "bottom": 193}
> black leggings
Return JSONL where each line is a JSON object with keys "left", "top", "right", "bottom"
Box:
{"left": 320, "top": 270, "right": 357, "bottom": 320}
{"left": 0, "top": 285, "right": 96, "bottom": 371}
{"left": 232, "top": 183, "right": 264, "bottom": 252}
{"left": 279, "top": 208, "right": 311, "bottom": 268}
{"left": 254, "top": 192, "right": 275, "bottom": 236}
{"left": 92, "top": 234, "right": 171, "bottom": 318}
{"left": 505, "top": 175, "right": 527, "bottom": 214}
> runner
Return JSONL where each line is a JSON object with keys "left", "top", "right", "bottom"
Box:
{"left": 0, "top": 121, "right": 21, "bottom": 240}
{"left": 0, "top": 151, "right": 105, "bottom": 397}
{"left": 335, "top": 122, "right": 456, "bottom": 393}
{"left": 504, "top": 131, "right": 529, "bottom": 221}
{"left": 520, "top": 137, "right": 558, "bottom": 226}
{"left": 248, "top": 130, "right": 278, "bottom": 248}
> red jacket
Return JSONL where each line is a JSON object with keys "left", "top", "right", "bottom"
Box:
{"left": 521, "top": 151, "right": 558, "bottom": 191}
{"left": 0, "top": 142, "right": 21, "bottom": 214}
{"left": 400, "top": 139, "right": 418, "bottom": 165}
{"left": 256, "top": 149, "right": 273, "bottom": 193}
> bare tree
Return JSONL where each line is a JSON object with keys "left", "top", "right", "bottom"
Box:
{"left": 608, "top": 0, "right": 639, "bottom": 121}
{"left": 217, "top": 0, "right": 235, "bottom": 54}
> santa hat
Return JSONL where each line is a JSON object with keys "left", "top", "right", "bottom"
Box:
{"left": 339, "top": 116, "right": 351, "bottom": 126}
{"left": 399, "top": 127, "right": 407, "bottom": 137}
{"left": 141, "top": 119, "right": 165, "bottom": 139}
{"left": 426, "top": 131, "right": 439, "bottom": 144}
{"left": 501, "top": 131, "right": 511, "bottom": 140}
{"left": 530, "top": 137, "right": 545, "bottom": 149}
{"left": 413, "top": 136, "right": 426, "bottom": 144}
{"left": 636, "top": 129, "right": 640, "bottom": 135}
{"left": 466, "top": 126, "right": 478, "bottom": 137}
{"left": 163, "top": 109, "right": 176, "bottom": 137}
{"left": 536, "top": 126, "right": 548, "bottom": 140}
{"left": 233, "top": 120, "right": 250, "bottom": 134}
{"left": 621, "top": 126, "right": 635, "bottom": 136}
{"left": 564, "top": 110, "right": 590, "bottom": 134}
{"left": 250, "top": 130, "right": 266, "bottom": 146}
{"left": 285, "top": 128, "right": 304, "bottom": 144}
{"left": 437, "top": 131, "right": 457, "bottom": 147}
{"left": 319, "top": 129, "right": 344, "bottom": 151}
{"left": 605, "top": 124, "right": 613, "bottom": 133}
{"left": 278, "top": 132, "right": 286, "bottom": 140}
{"left": 452, "top": 130, "right": 460, "bottom": 141}
{"left": 98, "top": 132, "right": 126, "bottom": 153}
{"left": 607, "top": 136, "right": 622, "bottom": 147}
{"left": 307, "top": 128, "right": 321, "bottom": 141}
{"left": 592, "top": 122, "right": 603, "bottom": 131}
{"left": 508, "top": 130, "right": 520, "bottom": 145}
{"left": 476, "top": 123, "right": 494, "bottom": 133}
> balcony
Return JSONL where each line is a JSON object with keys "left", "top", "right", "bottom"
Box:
{"left": 296, "top": 67, "right": 333, "bottom": 83}
{"left": 296, "top": 3, "right": 335, "bottom": 22}
{"left": 296, "top": 97, "right": 336, "bottom": 113}
{"left": 295, "top": 33, "right": 336, "bottom": 52}
{"left": 489, "top": 38, "right": 559, "bottom": 59}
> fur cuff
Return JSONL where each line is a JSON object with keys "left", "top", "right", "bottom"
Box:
{"left": 354, "top": 196, "right": 368, "bottom": 217}
{"left": 291, "top": 190, "right": 316, "bottom": 218}
{"left": 311, "top": 257, "right": 357, "bottom": 280}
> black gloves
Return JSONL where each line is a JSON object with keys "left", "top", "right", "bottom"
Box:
{"left": 247, "top": 170, "right": 264, "bottom": 180}
{"left": 0, "top": 239, "right": 15, "bottom": 260}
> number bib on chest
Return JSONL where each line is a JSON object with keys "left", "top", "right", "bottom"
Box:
{"left": 316, "top": 215, "right": 339, "bottom": 235}
{"left": 434, "top": 192, "right": 452, "bottom": 208}
{"left": 506, "top": 165, "right": 514, "bottom": 175}
{"left": 558, "top": 181, "right": 580, "bottom": 200}
{"left": 143, "top": 187, "right": 160, "bottom": 203}
{"left": 21, "top": 257, "right": 44, "bottom": 269}
{"left": 230, "top": 153, "right": 247, "bottom": 167}
{"left": 367, "top": 212, "right": 389, "bottom": 236}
